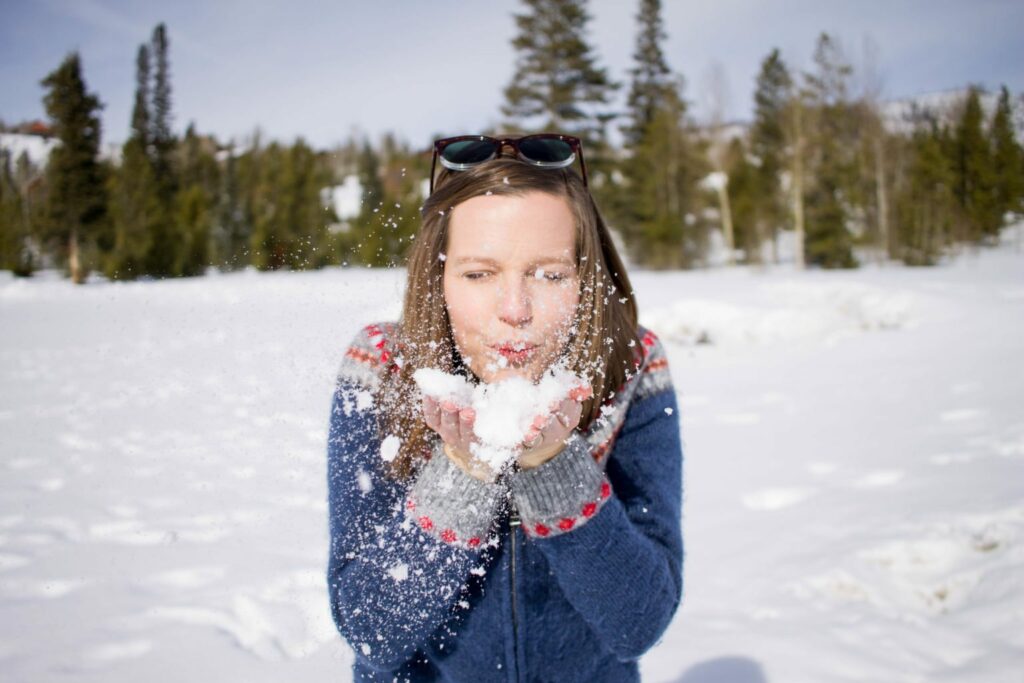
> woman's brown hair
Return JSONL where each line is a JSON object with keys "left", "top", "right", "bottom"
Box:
{"left": 376, "top": 158, "right": 640, "bottom": 480}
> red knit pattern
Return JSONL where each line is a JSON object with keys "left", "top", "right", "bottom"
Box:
{"left": 467, "top": 537, "right": 481, "bottom": 548}
{"left": 522, "top": 480, "right": 611, "bottom": 539}
{"left": 440, "top": 529, "right": 457, "bottom": 543}
{"left": 418, "top": 516, "right": 434, "bottom": 531}
{"left": 645, "top": 357, "right": 668, "bottom": 372}
{"left": 345, "top": 347, "right": 380, "bottom": 367}
{"left": 592, "top": 436, "right": 615, "bottom": 462}
{"left": 355, "top": 322, "right": 400, "bottom": 372}
{"left": 406, "top": 499, "right": 416, "bottom": 512}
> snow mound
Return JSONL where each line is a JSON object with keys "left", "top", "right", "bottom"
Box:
{"left": 642, "top": 280, "right": 916, "bottom": 348}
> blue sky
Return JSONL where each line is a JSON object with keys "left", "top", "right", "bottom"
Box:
{"left": 2, "top": 0, "right": 1022, "bottom": 149}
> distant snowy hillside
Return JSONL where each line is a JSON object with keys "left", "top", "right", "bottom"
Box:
{"left": 0, "top": 133, "right": 58, "bottom": 167}
{"left": 880, "top": 87, "right": 1024, "bottom": 136}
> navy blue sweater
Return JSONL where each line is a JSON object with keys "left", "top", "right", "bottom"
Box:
{"left": 326, "top": 323, "right": 684, "bottom": 682}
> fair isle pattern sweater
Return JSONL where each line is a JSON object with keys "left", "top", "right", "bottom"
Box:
{"left": 326, "top": 322, "right": 684, "bottom": 682}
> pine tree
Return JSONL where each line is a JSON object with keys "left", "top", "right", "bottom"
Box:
{"left": 249, "top": 142, "right": 286, "bottom": 270}
{"left": 373, "top": 134, "right": 423, "bottom": 267}
{"left": 352, "top": 141, "right": 391, "bottom": 266}
{"left": 106, "top": 44, "right": 159, "bottom": 279}
{"left": 174, "top": 183, "right": 211, "bottom": 276}
{"left": 893, "top": 122, "right": 957, "bottom": 265}
{"left": 990, "top": 85, "right": 1023, "bottom": 224}
{"left": 40, "top": 52, "right": 109, "bottom": 283}
{"left": 150, "top": 23, "right": 175, "bottom": 199}
{"left": 628, "top": 89, "right": 707, "bottom": 268}
{"left": 953, "top": 87, "right": 998, "bottom": 242}
{"left": 616, "top": 0, "right": 706, "bottom": 268}
{"left": 722, "top": 137, "right": 761, "bottom": 262}
{"left": 801, "top": 34, "right": 857, "bottom": 268}
{"left": 144, "top": 23, "right": 180, "bottom": 276}
{"left": 215, "top": 145, "right": 249, "bottom": 270}
{"left": 174, "top": 124, "right": 220, "bottom": 275}
{"left": 750, "top": 48, "right": 791, "bottom": 263}
{"left": 132, "top": 44, "right": 150, "bottom": 151}
{"left": 622, "top": 0, "right": 672, "bottom": 148}
{"left": 247, "top": 139, "right": 333, "bottom": 271}
{"left": 0, "top": 150, "right": 29, "bottom": 274}
{"left": 281, "top": 139, "right": 330, "bottom": 270}
{"left": 503, "top": 0, "right": 617, "bottom": 148}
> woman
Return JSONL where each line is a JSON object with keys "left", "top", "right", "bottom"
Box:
{"left": 327, "top": 134, "right": 684, "bottom": 682}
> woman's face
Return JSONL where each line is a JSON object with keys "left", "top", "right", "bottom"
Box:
{"left": 443, "top": 191, "right": 580, "bottom": 384}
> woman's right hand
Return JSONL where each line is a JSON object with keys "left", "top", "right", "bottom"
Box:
{"left": 422, "top": 396, "right": 494, "bottom": 482}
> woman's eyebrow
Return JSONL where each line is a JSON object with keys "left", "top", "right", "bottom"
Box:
{"left": 533, "top": 257, "right": 576, "bottom": 267}
{"left": 450, "top": 256, "right": 500, "bottom": 267}
{"left": 449, "top": 256, "right": 575, "bottom": 267}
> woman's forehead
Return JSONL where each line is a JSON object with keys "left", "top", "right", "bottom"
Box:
{"left": 446, "top": 191, "right": 576, "bottom": 258}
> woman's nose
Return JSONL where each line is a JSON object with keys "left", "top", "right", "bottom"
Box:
{"left": 497, "top": 279, "right": 532, "bottom": 327}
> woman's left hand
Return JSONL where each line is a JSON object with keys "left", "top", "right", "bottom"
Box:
{"left": 517, "top": 384, "right": 591, "bottom": 470}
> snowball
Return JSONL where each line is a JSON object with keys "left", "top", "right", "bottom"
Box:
{"left": 361, "top": 643, "right": 371, "bottom": 656}
{"left": 388, "top": 563, "right": 409, "bottom": 582}
{"left": 380, "top": 435, "right": 401, "bottom": 462}
{"left": 356, "top": 470, "right": 372, "bottom": 494}
{"left": 416, "top": 365, "right": 586, "bottom": 472}
{"left": 413, "top": 368, "right": 474, "bottom": 407}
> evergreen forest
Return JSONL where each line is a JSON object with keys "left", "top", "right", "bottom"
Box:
{"left": 1, "top": 2, "right": 1022, "bottom": 283}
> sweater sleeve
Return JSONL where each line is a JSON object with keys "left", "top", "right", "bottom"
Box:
{"left": 325, "top": 325, "right": 504, "bottom": 672}
{"left": 507, "top": 338, "right": 684, "bottom": 662}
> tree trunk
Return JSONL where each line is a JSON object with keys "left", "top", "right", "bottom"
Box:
{"left": 69, "top": 226, "right": 83, "bottom": 284}
{"left": 874, "top": 135, "right": 890, "bottom": 261}
{"left": 792, "top": 116, "right": 806, "bottom": 269}
{"left": 716, "top": 182, "right": 735, "bottom": 266}
{"left": 788, "top": 96, "right": 806, "bottom": 269}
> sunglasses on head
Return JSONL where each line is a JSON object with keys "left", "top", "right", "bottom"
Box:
{"left": 429, "top": 133, "right": 588, "bottom": 194}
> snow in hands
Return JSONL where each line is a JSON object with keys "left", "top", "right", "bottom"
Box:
{"left": 413, "top": 366, "right": 588, "bottom": 472}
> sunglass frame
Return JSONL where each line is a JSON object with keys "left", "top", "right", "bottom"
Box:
{"left": 429, "top": 134, "right": 588, "bottom": 194}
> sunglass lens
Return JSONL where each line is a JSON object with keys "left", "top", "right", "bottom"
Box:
{"left": 518, "top": 138, "right": 575, "bottom": 164}
{"left": 440, "top": 140, "right": 498, "bottom": 168}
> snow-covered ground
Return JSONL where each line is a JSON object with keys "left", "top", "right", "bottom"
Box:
{"left": 1, "top": 233, "right": 1022, "bottom": 682}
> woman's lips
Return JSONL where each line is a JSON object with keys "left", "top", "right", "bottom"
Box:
{"left": 492, "top": 343, "right": 537, "bottom": 363}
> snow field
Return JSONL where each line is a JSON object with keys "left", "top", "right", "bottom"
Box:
{"left": 0, "top": 239, "right": 1022, "bottom": 681}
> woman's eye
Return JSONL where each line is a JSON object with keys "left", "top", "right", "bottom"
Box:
{"left": 463, "top": 271, "right": 490, "bottom": 280}
{"left": 533, "top": 269, "right": 568, "bottom": 282}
